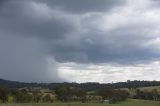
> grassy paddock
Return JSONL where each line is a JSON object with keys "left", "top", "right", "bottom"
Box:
{"left": 120, "top": 86, "right": 160, "bottom": 97}
{"left": 0, "top": 99, "right": 159, "bottom": 106}
{"left": 138, "top": 86, "right": 160, "bottom": 92}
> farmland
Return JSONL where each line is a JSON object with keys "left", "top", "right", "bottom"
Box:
{"left": 138, "top": 86, "right": 160, "bottom": 92}
{"left": 120, "top": 86, "right": 160, "bottom": 97}
{"left": 121, "top": 86, "right": 160, "bottom": 92}
{"left": 0, "top": 99, "right": 159, "bottom": 106}
{"left": 0, "top": 80, "right": 159, "bottom": 105}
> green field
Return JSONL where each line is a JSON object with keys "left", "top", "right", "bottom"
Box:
{"left": 120, "top": 86, "right": 160, "bottom": 97}
{"left": 0, "top": 99, "right": 159, "bottom": 106}
{"left": 138, "top": 86, "right": 160, "bottom": 92}
{"left": 122, "top": 86, "right": 160, "bottom": 92}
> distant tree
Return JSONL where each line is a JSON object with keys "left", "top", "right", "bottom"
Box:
{"left": 99, "top": 87, "right": 114, "bottom": 100}
{"left": 99, "top": 87, "right": 129, "bottom": 103}
{"left": 0, "top": 87, "right": 8, "bottom": 103}
{"left": 110, "top": 90, "right": 129, "bottom": 103}
{"left": 74, "top": 89, "right": 87, "bottom": 102}
{"left": 134, "top": 89, "right": 160, "bottom": 101}
{"left": 43, "top": 94, "right": 52, "bottom": 102}
{"left": 32, "top": 90, "right": 42, "bottom": 103}
{"left": 55, "top": 85, "right": 71, "bottom": 101}
{"left": 55, "top": 85, "right": 87, "bottom": 102}
{"left": 20, "top": 89, "right": 28, "bottom": 95}
{"left": 152, "top": 89, "right": 159, "bottom": 101}
{"left": 11, "top": 89, "right": 33, "bottom": 103}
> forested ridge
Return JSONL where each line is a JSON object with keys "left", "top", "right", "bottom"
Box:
{"left": 0, "top": 79, "right": 160, "bottom": 90}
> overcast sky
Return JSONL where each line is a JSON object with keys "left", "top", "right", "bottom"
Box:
{"left": 0, "top": 0, "right": 160, "bottom": 83}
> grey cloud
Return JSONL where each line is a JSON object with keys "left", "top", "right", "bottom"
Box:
{"left": 0, "top": 34, "right": 64, "bottom": 82}
{"left": 142, "top": 0, "right": 160, "bottom": 8}
{"left": 0, "top": 0, "right": 75, "bottom": 40}
{"left": 1, "top": 0, "right": 159, "bottom": 65}
{"left": 0, "top": 0, "right": 72, "bottom": 82}
{"left": 151, "top": 0, "right": 160, "bottom": 4}
{"left": 51, "top": 31, "right": 160, "bottom": 64}
{"left": 38, "top": 0, "right": 126, "bottom": 14}
{"left": 0, "top": 0, "right": 160, "bottom": 82}
{"left": 0, "top": 0, "right": 5, "bottom": 5}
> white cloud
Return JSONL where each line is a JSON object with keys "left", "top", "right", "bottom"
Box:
{"left": 58, "top": 61, "right": 160, "bottom": 83}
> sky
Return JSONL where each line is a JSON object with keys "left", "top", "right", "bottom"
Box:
{"left": 0, "top": 0, "right": 160, "bottom": 83}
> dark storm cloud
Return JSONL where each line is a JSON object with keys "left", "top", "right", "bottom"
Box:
{"left": 38, "top": 0, "right": 126, "bottom": 14}
{"left": 0, "top": 33, "right": 63, "bottom": 82}
{"left": 0, "top": 1, "right": 75, "bottom": 40}
{"left": 0, "top": 0, "right": 76, "bottom": 82}
{"left": 0, "top": 0, "right": 160, "bottom": 82}
{"left": 0, "top": 0, "right": 5, "bottom": 5}
{"left": 51, "top": 30, "right": 160, "bottom": 64}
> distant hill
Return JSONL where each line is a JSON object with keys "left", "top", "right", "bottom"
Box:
{"left": 0, "top": 78, "right": 36, "bottom": 88}
{"left": 0, "top": 78, "right": 160, "bottom": 91}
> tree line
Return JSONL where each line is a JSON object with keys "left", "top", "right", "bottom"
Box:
{"left": 0, "top": 79, "right": 160, "bottom": 103}
{"left": 0, "top": 86, "right": 129, "bottom": 104}
{"left": 0, "top": 79, "right": 160, "bottom": 91}
{"left": 0, "top": 87, "right": 53, "bottom": 103}
{"left": 54, "top": 85, "right": 129, "bottom": 103}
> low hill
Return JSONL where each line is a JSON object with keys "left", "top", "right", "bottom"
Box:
{"left": 0, "top": 78, "right": 160, "bottom": 91}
